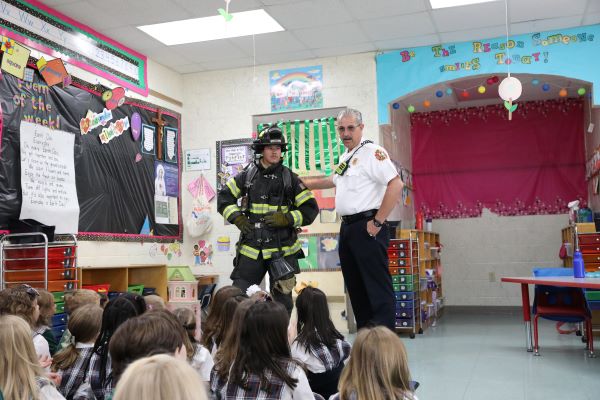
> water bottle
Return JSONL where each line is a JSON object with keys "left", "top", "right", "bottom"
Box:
{"left": 573, "top": 250, "right": 586, "bottom": 278}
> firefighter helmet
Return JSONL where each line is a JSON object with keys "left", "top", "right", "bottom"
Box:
{"left": 252, "top": 124, "right": 288, "bottom": 153}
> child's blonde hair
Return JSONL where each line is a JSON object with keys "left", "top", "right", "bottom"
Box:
{"left": 64, "top": 289, "right": 100, "bottom": 315}
{"left": 338, "top": 326, "right": 414, "bottom": 400}
{"left": 113, "top": 354, "right": 208, "bottom": 400}
{"left": 52, "top": 304, "right": 103, "bottom": 371}
{"left": 36, "top": 289, "right": 55, "bottom": 327}
{"left": 0, "top": 314, "right": 46, "bottom": 400}
{"left": 144, "top": 294, "right": 166, "bottom": 311}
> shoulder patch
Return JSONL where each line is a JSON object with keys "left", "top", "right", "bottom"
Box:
{"left": 374, "top": 149, "right": 388, "bottom": 161}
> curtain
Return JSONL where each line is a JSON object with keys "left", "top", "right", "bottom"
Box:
{"left": 411, "top": 98, "right": 587, "bottom": 218}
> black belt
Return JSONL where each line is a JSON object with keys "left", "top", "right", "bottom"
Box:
{"left": 341, "top": 209, "right": 378, "bottom": 224}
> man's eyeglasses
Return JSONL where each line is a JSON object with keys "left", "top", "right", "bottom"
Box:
{"left": 337, "top": 125, "right": 359, "bottom": 133}
{"left": 19, "top": 284, "right": 40, "bottom": 299}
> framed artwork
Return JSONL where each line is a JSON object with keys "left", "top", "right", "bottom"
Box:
{"left": 216, "top": 138, "right": 254, "bottom": 192}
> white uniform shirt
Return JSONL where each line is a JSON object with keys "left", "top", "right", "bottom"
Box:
{"left": 333, "top": 141, "right": 398, "bottom": 216}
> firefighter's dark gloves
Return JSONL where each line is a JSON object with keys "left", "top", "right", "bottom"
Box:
{"left": 233, "top": 215, "right": 253, "bottom": 235}
{"left": 264, "top": 212, "right": 293, "bottom": 228}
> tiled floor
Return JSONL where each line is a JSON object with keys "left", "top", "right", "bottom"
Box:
{"left": 391, "top": 310, "right": 600, "bottom": 400}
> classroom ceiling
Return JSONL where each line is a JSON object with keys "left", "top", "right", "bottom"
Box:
{"left": 38, "top": 0, "right": 600, "bottom": 75}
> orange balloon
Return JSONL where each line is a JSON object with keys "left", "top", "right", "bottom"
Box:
{"left": 423, "top": 100, "right": 431, "bottom": 108}
{"left": 559, "top": 88, "right": 568, "bottom": 97}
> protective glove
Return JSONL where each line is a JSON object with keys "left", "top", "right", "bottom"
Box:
{"left": 264, "top": 212, "right": 293, "bottom": 228}
{"left": 233, "top": 215, "right": 253, "bottom": 235}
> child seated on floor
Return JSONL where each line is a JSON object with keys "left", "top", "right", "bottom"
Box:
{"left": 52, "top": 304, "right": 103, "bottom": 399}
{"left": 143, "top": 294, "right": 166, "bottom": 311}
{"left": 291, "top": 286, "right": 351, "bottom": 399}
{"left": 112, "top": 354, "right": 208, "bottom": 400}
{"left": 35, "top": 289, "right": 58, "bottom": 356}
{"left": 330, "top": 326, "right": 418, "bottom": 400}
{"left": 201, "top": 285, "right": 243, "bottom": 354}
{"left": 209, "top": 301, "right": 314, "bottom": 399}
{"left": 59, "top": 289, "right": 101, "bottom": 351}
{"left": 172, "top": 307, "right": 214, "bottom": 381}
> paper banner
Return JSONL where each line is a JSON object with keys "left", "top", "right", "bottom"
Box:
{"left": 38, "top": 58, "right": 68, "bottom": 86}
{"left": 1, "top": 39, "right": 30, "bottom": 79}
{"left": 141, "top": 124, "right": 156, "bottom": 155}
{"left": 80, "top": 109, "right": 113, "bottom": 135}
{"left": 164, "top": 126, "right": 178, "bottom": 163}
{"left": 98, "top": 116, "right": 130, "bottom": 144}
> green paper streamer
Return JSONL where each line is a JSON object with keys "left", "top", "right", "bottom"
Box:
{"left": 321, "top": 118, "right": 331, "bottom": 175}
{"left": 304, "top": 120, "right": 310, "bottom": 170}
{"left": 294, "top": 120, "right": 300, "bottom": 170}
{"left": 313, "top": 119, "right": 321, "bottom": 171}
{"left": 329, "top": 117, "right": 339, "bottom": 165}
{"left": 285, "top": 120, "right": 292, "bottom": 168}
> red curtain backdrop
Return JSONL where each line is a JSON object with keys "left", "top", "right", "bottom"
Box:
{"left": 411, "top": 99, "right": 587, "bottom": 219}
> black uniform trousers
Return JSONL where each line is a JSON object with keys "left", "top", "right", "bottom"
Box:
{"left": 230, "top": 253, "right": 297, "bottom": 313}
{"left": 339, "top": 217, "right": 395, "bottom": 330}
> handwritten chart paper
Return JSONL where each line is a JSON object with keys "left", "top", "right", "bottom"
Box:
{"left": 19, "top": 121, "right": 79, "bottom": 233}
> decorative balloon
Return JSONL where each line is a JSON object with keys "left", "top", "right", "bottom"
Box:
{"left": 392, "top": 102, "right": 400, "bottom": 110}
{"left": 577, "top": 88, "right": 586, "bottom": 96}
{"left": 423, "top": 100, "right": 431, "bottom": 108}
{"left": 407, "top": 105, "right": 415, "bottom": 113}
{"left": 542, "top": 83, "right": 550, "bottom": 92}
{"left": 461, "top": 90, "right": 469, "bottom": 98}
{"left": 559, "top": 88, "right": 568, "bottom": 97}
{"left": 436, "top": 90, "right": 443, "bottom": 98}
{"left": 477, "top": 86, "right": 486, "bottom": 94}
{"left": 131, "top": 112, "right": 142, "bottom": 141}
{"left": 446, "top": 88, "right": 453, "bottom": 95}
{"left": 498, "top": 76, "right": 522, "bottom": 121}
{"left": 531, "top": 79, "right": 540, "bottom": 85}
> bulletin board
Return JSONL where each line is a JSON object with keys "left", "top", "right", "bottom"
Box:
{"left": 0, "top": 59, "right": 182, "bottom": 241}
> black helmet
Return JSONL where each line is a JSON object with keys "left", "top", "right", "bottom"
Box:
{"left": 252, "top": 124, "right": 288, "bottom": 153}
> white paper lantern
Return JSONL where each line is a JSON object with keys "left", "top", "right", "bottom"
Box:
{"left": 498, "top": 76, "right": 522, "bottom": 101}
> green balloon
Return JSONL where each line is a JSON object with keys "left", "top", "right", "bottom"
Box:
{"left": 407, "top": 105, "right": 415, "bottom": 113}
{"left": 577, "top": 88, "right": 586, "bottom": 95}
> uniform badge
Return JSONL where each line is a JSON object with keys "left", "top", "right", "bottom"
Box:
{"left": 352, "top": 158, "right": 359, "bottom": 166}
{"left": 374, "top": 149, "right": 388, "bottom": 161}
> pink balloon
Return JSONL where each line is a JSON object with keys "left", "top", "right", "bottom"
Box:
{"left": 131, "top": 112, "right": 142, "bottom": 141}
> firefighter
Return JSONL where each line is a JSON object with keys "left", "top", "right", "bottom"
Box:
{"left": 217, "top": 124, "right": 318, "bottom": 312}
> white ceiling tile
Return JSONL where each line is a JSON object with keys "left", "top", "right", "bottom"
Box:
{"left": 293, "top": 22, "right": 370, "bottom": 49}
{"left": 229, "top": 32, "right": 309, "bottom": 56}
{"left": 265, "top": 0, "right": 354, "bottom": 30}
{"left": 51, "top": 1, "right": 129, "bottom": 30}
{"left": 431, "top": 1, "right": 506, "bottom": 32}
{"left": 588, "top": 0, "right": 600, "bottom": 13}
{"left": 345, "top": 0, "right": 429, "bottom": 20}
{"left": 583, "top": 12, "right": 600, "bottom": 25}
{"left": 146, "top": 44, "right": 193, "bottom": 68}
{"left": 359, "top": 12, "right": 436, "bottom": 41}
{"left": 87, "top": 0, "right": 191, "bottom": 25}
{"left": 173, "top": 40, "right": 252, "bottom": 63}
{"left": 510, "top": 15, "right": 585, "bottom": 35}
{"left": 509, "top": 0, "right": 588, "bottom": 23}
{"left": 171, "top": 64, "right": 206, "bottom": 74}
{"left": 256, "top": 50, "right": 316, "bottom": 65}
{"left": 440, "top": 26, "right": 506, "bottom": 43}
{"left": 100, "top": 26, "right": 162, "bottom": 52}
{"left": 374, "top": 34, "right": 440, "bottom": 51}
{"left": 199, "top": 57, "right": 256, "bottom": 71}
{"left": 312, "top": 42, "right": 376, "bottom": 58}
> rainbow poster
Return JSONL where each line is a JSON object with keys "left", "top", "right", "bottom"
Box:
{"left": 270, "top": 65, "right": 323, "bottom": 112}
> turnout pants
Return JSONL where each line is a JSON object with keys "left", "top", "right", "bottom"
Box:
{"left": 339, "top": 218, "right": 395, "bottom": 330}
{"left": 231, "top": 253, "right": 297, "bottom": 313}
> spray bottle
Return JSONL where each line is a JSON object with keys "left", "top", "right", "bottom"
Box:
{"left": 569, "top": 200, "right": 586, "bottom": 278}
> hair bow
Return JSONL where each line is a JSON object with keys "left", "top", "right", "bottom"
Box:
{"left": 294, "top": 281, "right": 318, "bottom": 295}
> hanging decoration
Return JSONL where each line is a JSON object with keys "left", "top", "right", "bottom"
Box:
{"left": 218, "top": 0, "right": 233, "bottom": 21}
{"left": 497, "top": 0, "right": 522, "bottom": 121}
{"left": 559, "top": 88, "right": 568, "bottom": 97}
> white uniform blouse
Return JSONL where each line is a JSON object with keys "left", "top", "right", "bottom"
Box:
{"left": 333, "top": 141, "right": 399, "bottom": 217}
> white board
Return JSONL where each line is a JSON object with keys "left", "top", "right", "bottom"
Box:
{"left": 19, "top": 121, "right": 79, "bottom": 234}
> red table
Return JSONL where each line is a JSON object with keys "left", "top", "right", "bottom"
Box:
{"left": 501, "top": 276, "right": 600, "bottom": 352}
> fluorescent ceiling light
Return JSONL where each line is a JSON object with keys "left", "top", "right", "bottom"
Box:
{"left": 429, "top": 0, "right": 498, "bottom": 9}
{"left": 138, "top": 9, "right": 284, "bottom": 45}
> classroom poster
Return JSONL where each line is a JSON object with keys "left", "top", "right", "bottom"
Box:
{"left": 270, "top": 65, "right": 323, "bottom": 112}
{"left": 19, "top": 121, "right": 79, "bottom": 233}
